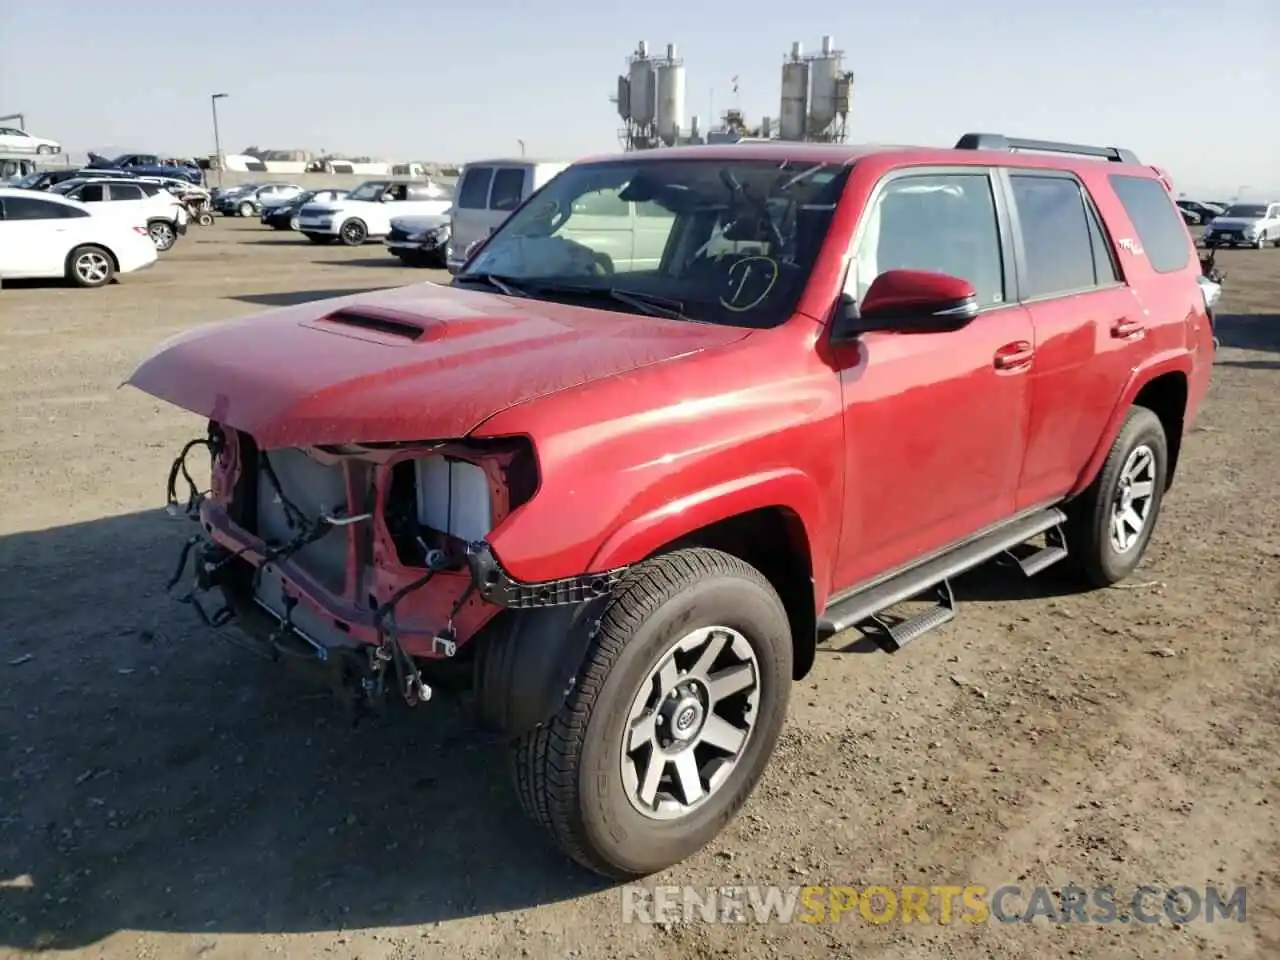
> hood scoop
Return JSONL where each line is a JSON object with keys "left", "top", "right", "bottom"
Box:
{"left": 304, "top": 306, "right": 446, "bottom": 345}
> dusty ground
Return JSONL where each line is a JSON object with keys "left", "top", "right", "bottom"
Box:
{"left": 0, "top": 219, "right": 1277, "bottom": 960}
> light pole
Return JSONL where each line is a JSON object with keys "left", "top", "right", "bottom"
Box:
{"left": 210, "top": 93, "right": 228, "bottom": 187}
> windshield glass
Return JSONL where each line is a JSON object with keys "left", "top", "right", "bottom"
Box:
{"left": 347, "top": 181, "right": 389, "bottom": 202}
{"left": 456, "top": 157, "right": 850, "bottom": 328}
{"left": 49, "top": 181, "right": 80, "bottom": 194}
{"left": 13, "top": 173, "right": 43, "bottom": 189}
{"left": 1222, "top": 204, "right": 1266, "bottom": 218}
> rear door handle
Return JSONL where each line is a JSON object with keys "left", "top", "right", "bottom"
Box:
{"left": 1111, "top": 318, "right": 1146, "bottom": 339}
{"left": 994, "top": 341, "right": 1034, "bottom": 370}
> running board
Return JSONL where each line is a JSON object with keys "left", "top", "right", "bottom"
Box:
{"left": 818, "top": 507, "right": 1069, "bottom": 642}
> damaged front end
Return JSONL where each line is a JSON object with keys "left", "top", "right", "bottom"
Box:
{"left": 162, "top": 422, "right": 622, "bottom": 724}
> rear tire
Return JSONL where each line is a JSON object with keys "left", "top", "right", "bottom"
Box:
{"left": 66, "top": 245, "right": 115, "bottom": 288}
{"left": 510, "top": 547, "right": 793, "bottom": 879}
{"left": 1064, "top": 406, "right": 1168, "bottom": 587}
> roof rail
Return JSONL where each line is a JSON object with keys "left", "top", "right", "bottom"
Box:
{"left": 955, "top": 133, "right": 1139, "bottom": 165}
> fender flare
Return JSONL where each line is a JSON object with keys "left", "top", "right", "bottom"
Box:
{"left": 1071, "top": 350, "right": 1191, "bottom": 496}
{"left": 588, "top": 467, "right": 829, "bottom": 598}
{"left": 474, "top": 470, "right": 830, "bottom": 737}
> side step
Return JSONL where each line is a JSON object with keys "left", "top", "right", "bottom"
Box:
{"left": 818, "top": 507, "right": 1069, "bottom": 649}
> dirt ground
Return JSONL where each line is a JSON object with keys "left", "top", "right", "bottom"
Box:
{"left": 0, "top": 219, "right": 1277, "bottom": 960}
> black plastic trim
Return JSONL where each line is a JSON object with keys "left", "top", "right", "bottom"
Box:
{"left": 466, "top": 541, "right": 627, "bottom": 609}
{"left": 956, "top": 133, "right": 1139, "bottom": 165}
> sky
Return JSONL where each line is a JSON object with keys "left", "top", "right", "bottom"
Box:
{"left": 1, "top": 0, "right": 1275, "bottom": 198}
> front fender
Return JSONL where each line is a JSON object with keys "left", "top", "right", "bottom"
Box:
{"left": 588, "top": 467, "right": 830, "bottom": 604}
{"left": 1071, "top": 349, "right": 1191, "bottom": 496}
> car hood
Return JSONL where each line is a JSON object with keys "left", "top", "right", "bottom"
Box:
{"left": 390, "top": 213, "right": 450, "bottom": 231}
{"left": 126, "top": 282, "right": 749, "bottom": 448}
{"left": 1207, "top": 217, "right": 1261, "bottom": 229}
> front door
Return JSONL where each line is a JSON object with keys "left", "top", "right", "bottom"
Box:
{"left": 832, "top": 167, "right": 1034, "bottom": 591}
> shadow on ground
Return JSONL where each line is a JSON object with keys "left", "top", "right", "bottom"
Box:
{"left": 226, "top": 287, "right": 394, "bottom": 307}
{"left": 0, "top": 511, "right": 607, "bottom": 951}
{"left": 1215, "top": 313, "right": 1280, "bottom": 353}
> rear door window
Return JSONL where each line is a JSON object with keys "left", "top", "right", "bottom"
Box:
{"left": 1009, "top": 174, "right": 1102, "bottom": 297}
{"left": 77, "top": 183, "right": 106, "bottom": 203}
{"left": 107, "top": 183, "right": 146, "bottom": 201}
{"left": 1106, "top": 174, "right": 1191, "bottom": 274}
{"left": 489, "top": 168, "right": 527, "bottom": 212}
{"left": 458, "top": 166, "right": 494, "bottom": 210}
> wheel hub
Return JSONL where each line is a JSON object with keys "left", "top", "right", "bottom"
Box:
{"left": 660, "top": 684, "right": 706, "bottom": 745}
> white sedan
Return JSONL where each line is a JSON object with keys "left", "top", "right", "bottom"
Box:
{"left": 0, "top": 188, "right": 158, "bottom": 288}
{"left": 0, "top": 125, "right": 61, "bottom": 155}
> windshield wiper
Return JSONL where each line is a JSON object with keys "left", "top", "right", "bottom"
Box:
{"left": 454, "top": 272, "right": 528, "bottom": 298}
{"left": 529, "top": 283, "right": 691, "bottom": 321}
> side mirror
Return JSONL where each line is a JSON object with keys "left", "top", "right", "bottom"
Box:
{"left": 832, "top": 269, "right": 980, "bottom": 340}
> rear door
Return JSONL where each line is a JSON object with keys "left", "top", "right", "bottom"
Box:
{"left": 1001, "top": 169, "right": 1149, "bottom": 508}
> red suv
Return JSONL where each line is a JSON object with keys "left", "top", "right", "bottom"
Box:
{"left": 130, "top": 132, "right": 1215, "bottom": 880}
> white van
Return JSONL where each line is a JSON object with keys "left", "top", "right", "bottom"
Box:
{"left": 448, "top": 159, "right": 569, "bottom": 271}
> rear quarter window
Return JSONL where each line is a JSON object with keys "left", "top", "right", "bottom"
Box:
{"left": 1107, "top": 174, "right": 1191, "bottom": 274}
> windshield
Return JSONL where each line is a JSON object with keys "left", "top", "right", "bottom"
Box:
{"left": 347, "top": 181, "right": 389, "bottom": 202}
{"left": 49, "top": 181, "right": 80, "bottom": 194}
{"left": 1222, "top": 204, "right": 1266, "bottom": 218}
{"left": 13, "top": 172, "right": 43, "bottom": 189}
{"left": 456, "top": 158, "right": 850, "bottom": 328}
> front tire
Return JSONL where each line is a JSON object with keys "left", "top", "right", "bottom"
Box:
{"left": 338, "top": 218, "right": 368, "bottom": 246}
{"left": 1064, "top": 406, "right": 1168, "bottom": 587}
{"left": 511, "top": 548, "right": 793, "bottom": 879}
{"left": 238, "top": 201, "right": 255, "bottom": 218}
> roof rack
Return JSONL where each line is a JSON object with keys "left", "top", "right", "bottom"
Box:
{"left": 954, "top": 133, "right": 1139, "bottom": 165}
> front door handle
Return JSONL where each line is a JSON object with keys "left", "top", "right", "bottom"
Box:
{"left": 1111, "top": 318, "right": 1146, "bottom": 339}
{"left": 994, "top": 340, "right": 1034, "bottom": 370}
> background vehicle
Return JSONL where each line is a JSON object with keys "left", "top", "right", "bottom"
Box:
{"left": 0, "top": 187, "right": 157, "bottom": 286}
{"left": 130, "top": 133, "right": 1215, "bottom": 881}
{"left": 448, "top": 158, "right": 569, "bottom": 271}
{"left": 0, "top": 156, "right": 38, "bottom": 185}
{"left": 1200, "top": 201, "right": 1280, "bottom": 248}
{"left": 85, "top": 152, "right": 204, "bottom": 185}
{"left": 50, "top": 177, "right": 189, "bottom": 251}
{"left": 1176, "top": 199, "right": 1225, "bottom": 225}
{"left": 384, "top": 209, "right": 451, "bottom": 265}
{"left": 215, "top": 182, "right": 303, "bottom": 217}
{"left": 0, "top": 126, "right": 61, "bottom": 154}
{"left": 296, "top": 179, "right": 452, "bottom": 245}
{"left": 259, "top": 188, "right": 348, "bottom": 231}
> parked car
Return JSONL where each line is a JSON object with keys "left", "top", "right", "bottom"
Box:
{"left": 0, "top": 126, "right": 61, "bottom": 155}
{"left": 0, "top": 157, "right": 38, "bottom": 185}
{"left": 128, "top": 132, "right": 1216, "bottom": 880}
{"left": 448, "top": 159, "right": 569, "bottom": 271}
{"left": 50, "top": 177, "right": 190, "bottom": 251}
{"left": 384, "top": 210, "right": 451, "bottom": 265}
{"left": 216, "top": 182, "right": 303, "bottom": 217}
{"left": 296, "top": 179, "right": 452, "bottom": 245}
{"left": 0, "top": 187, "right": 157, "bottom": 286}
{"left": 85, "top": 152, "right": 204, "bottom": 185}
{"left": 259, "top": 188, "right": 349, "bottom": 231}
{"left": 1200, "top": 201, "right": 1280, "bottom": 249}
{"left": 1176, "top": 199, "right": 1225, "bottom": 226}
